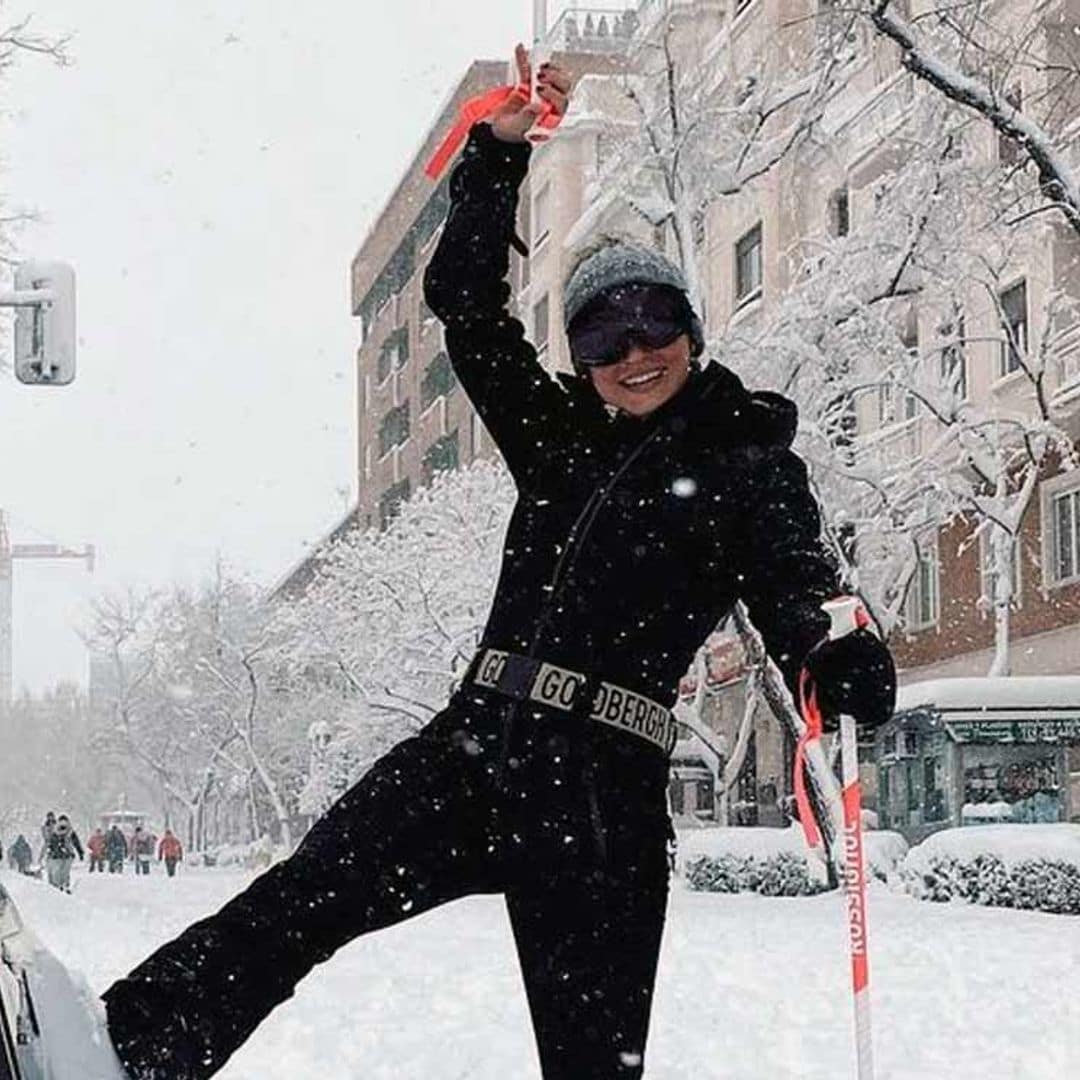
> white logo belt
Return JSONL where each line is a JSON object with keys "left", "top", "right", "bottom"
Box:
{"left": 471, "top": 648, "right": 679, "bottom": 757}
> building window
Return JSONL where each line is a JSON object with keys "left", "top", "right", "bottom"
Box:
{"left": 419, "top": 293, "right": 438, "bottom": 332}
{"left": 378, "top": 401, "right": 410, "bottom": 458}
{"left": 829, "top": 187, "right": 850, "bottom": 237}
{"left": 734, "top": 223, "right": 762, "bottom": 307}
{"left": 1049, "top": 486, "right": 1080, "bottom": 585}
{"left": 533, "top": 182, "right": 551, "bottom": 248}
{"left": 900, "top": 314, "right": 919, "bottom": 420}
{"left": 422, "top": 429, "right": 459, "bottom": 486}
{"left": 939, "top": 312, "right": 966, "bottom": 400}
{"left": 377, "top": 327, "right": 409, "bottom": 384}
{"left": 924, "top": 756, "right": 947, "bottom": 822}
{"left": 906, "top": 761, "right": 920, "bottom": 813}
{"left": 905, "top": 535, "right": 940, "bottom": 630}
{"left": 420, "top": 351, "right": 456, "bottom": 411}
{"left": 378, "top": 478, "right": 411, "bottom": 529}
{"left": 979, "top": 530, "right": 1022, "bottom": 610}
{"left": 998, "top": 280, "right": 1027, "bottom": 377}
{"left": 533, "top": 293, "right": 550, "bottom": 357}
{"left": 692, "top": 205, "right": 707, "bottom": 248}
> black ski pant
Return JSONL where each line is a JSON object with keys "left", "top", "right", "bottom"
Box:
{"left": 103, "top": 689, "right": 672, "bottom": 1080}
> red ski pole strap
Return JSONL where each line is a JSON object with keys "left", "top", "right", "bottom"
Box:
{"left": 424, "top": 83, "right": 564, "bottom": 179}
{"left": 794, "top": 667, "right": 824, "bottom": 850}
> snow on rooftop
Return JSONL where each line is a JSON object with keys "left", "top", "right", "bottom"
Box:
{"left": 896, "top": 676, "right": 1080, "bottom": 714}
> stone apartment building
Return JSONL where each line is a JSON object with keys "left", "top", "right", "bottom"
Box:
{"left": 342, "top": 0, "right": 1080, "bottom": 821}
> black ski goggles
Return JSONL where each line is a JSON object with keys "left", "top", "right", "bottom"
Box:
{"left": 567, "top": 283, "right": 692, "bottom": 367}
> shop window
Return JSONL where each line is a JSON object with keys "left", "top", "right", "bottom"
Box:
{"left": 963, "top": 747, "right": 1063, "bottom": 824}
{"left": 923, "top": 755, "right": 947, "bottom": 822}
{"left": 696, "top": 779, "right": 714, "bottom": 813}
{"left": 905, "top": 535, "right": 940, "bottom": 630}
{"left": 732, "top": 731, "right": 759, "bottom": 826}
{"left": 1049, "top": 486, "right": 1080, "bottom": 585}
{"left": 998, "top": 280, "right": 1028, "bottom": 377}
{"left": 906, "top": 761, "right": 920, "bottom": 813}
{"left": 734, "top": 223, "right": 763, "bottom": 307}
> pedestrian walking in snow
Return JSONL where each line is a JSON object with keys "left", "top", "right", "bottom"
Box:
{"left": 105, "top": 825, "right": 128, "bottom": 874}
{"left": 131, "top": 827, "right": 154, "bottom": 876}
{"left": 39, "top": 810, "right": 56, "bottom": 865}
{"left": 87, "top": 828, "right": 108, "bottom": 872}
{"left": 9, "top": 834, "right": 33, "bottom": 875}
{"left": 158, "top": 829, "right": 183, "bottom": 878}
{"left": 102, "top": 47, "right": 894, "bottom": 1080}
{"left": 45, "top": 815, "right": 84, "bottom": 893}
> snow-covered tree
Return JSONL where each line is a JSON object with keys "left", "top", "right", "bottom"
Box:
{"left": 84, "top": 569, "right": 308, "bottom": 850}
{"left": 270, "top": 461, "right": 515, "bottom": 805}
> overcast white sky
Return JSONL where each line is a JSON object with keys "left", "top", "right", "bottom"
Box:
{"left": 0, "top": 0, "right": 541, "bottom": 692}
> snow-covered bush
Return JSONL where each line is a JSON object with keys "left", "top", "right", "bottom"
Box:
{"left": 864, "top": 830, "right": 908, "bottom": 883}
{"left": 685, "top": 851, "right": 829, "bottom": 897}
{"left": 899, "top": 825, "right": 1080, "bottom": 915}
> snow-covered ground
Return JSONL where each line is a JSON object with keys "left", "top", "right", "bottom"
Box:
{"left": 3, "top": 858, "right": 1079, "bottom": 1079}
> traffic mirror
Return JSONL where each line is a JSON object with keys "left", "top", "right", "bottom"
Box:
{"left": 9, "top": 260, "right": 77, "bottom": 385}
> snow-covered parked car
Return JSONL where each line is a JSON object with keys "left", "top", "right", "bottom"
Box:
{"left": 0, "top": 881, "right": 127, "bottom": 1080}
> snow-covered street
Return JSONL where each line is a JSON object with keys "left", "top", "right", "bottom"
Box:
{"left": 3, "top": 861, "right": 1078, "bottom": 1079}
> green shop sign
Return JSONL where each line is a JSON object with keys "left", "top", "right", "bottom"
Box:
{"left": 945, "top": 718, "right": 1080, "bottom": 744}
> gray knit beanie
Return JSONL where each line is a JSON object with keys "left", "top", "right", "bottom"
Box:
{"left": 562, "top": 240, "right": 691, "bottom": 329}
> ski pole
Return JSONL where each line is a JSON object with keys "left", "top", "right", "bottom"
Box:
{"left": 839, "top": 707, "right": 874, "bottom": 1080}
{"left": 821, "top": 596, "right": 875, "bottom": 1080}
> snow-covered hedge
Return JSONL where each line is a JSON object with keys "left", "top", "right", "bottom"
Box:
{"left": 685, "top": 850, "right": 828, "bottom": 896}
{"left": 677, "top": 826, "right": 908, "bottom": 896}
{"left": 899, "top": 825, "right": 1080, "bottom": 915}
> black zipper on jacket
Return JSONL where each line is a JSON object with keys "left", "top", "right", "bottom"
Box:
{"left": 526, "top": 423, "right": 666, "bottom": 659}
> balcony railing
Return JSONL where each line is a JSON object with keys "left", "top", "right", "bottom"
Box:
{"left": 546, "top": 5, "right": 640, "bottom": 53}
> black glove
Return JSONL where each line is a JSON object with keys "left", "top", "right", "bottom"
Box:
{"left": 803, "top": 629, "right": 896, "bottom": 732}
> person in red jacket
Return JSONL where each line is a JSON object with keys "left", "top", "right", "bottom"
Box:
{"left": 158, "top": 829, "right": 183, "bottom": 878}
{"left": 87, "top": 828, "right": 107, "bottom": 873}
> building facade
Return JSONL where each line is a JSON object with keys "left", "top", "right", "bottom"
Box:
{"left": 344, "top": 0, "right": 1080, "bottom": 823}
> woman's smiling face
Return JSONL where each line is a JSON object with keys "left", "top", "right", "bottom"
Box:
{"left": 586, "top": 334, "right": 693, "bottom": 417}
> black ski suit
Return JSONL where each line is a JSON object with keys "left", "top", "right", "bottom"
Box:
{"left": 102, "top": 123, "right": 838, "bottom": 1080}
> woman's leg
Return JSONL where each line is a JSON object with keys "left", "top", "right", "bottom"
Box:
{"left": 104, "top": 723, "right": 505, "bottom": 1080}
{"left": 505, "top": 852, "right": 669, "bottom": 1079}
